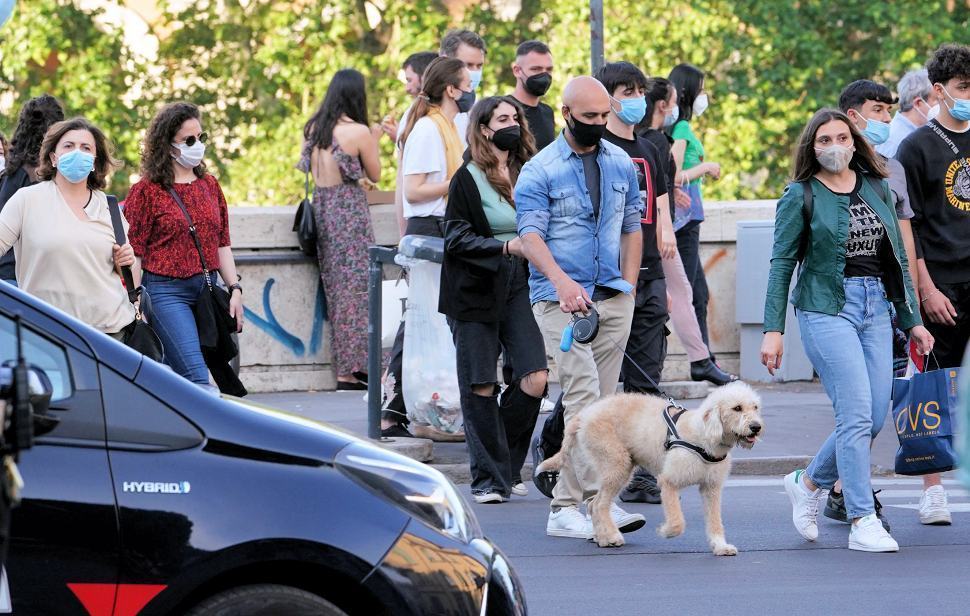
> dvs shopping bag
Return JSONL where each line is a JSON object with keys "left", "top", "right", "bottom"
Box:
{"left": 892, "top": 366, "right": 961, "bottom": 475}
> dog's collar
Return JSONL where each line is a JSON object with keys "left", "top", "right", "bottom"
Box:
{"left": 662, "top": 404, "right": 728, "bottom": 464}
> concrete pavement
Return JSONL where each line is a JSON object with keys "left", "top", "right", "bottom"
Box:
{"left": 248, "top": 380, "right": 921, "bottom": 482}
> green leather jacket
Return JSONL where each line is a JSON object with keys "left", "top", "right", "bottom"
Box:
{"left": 763, "top": 175, "right": 921, "bottom": 334}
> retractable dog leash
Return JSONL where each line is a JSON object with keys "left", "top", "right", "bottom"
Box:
{"left": 560, "top": 306, "right": 727, "bottom": 463}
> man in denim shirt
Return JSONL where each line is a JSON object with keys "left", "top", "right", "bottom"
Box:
{"left": 516, "top": 76, "right": 644, "bottom": 540}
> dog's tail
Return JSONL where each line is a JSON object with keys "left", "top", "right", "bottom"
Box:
{"left": 535, "top": 416, "right": 581, "bottom": 473}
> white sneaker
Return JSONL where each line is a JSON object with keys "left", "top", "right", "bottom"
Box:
{"left": 473, "top": 491, "right": 506, "bottom": 504}
{"left": 511, "top": 482, "right": 528, "bottom": 497}
{"left": 547, "top": 506, "right": 593, "bottom": 539}
{"left": 918, "top": 485, "right": 952, "bottom": 525}
{"left": 598, "top": 502, "right": 646, "bottom": 533}
{"left": 849, "top": 513, "right": 899, "bottom": 552}
{"left": 784, "top": 470, "right": 823, "bottom": 541}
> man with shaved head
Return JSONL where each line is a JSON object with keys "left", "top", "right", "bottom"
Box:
{"left": 516, "top": 76, "right": 645, "bottom": 540}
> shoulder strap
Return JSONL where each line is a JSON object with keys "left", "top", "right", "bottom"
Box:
{"left": 106, "top": 195, "right": 138, "bottom": 304}
{"left": 167, "top": 187, "right": 212, "bottom": 286}
{"left": 862, "top": 174, "right": 892, "bottom": 207}
{"left": 797, "top": 180, "right": 813, "bottom": 262}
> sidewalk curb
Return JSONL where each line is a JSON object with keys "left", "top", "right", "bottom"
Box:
{"left": 427, "top": 457, "right": 896, "bottom": 485}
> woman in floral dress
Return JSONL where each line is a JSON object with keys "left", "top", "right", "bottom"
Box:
{"left": 300, "top": 69, "right": 382, "bottom": 389}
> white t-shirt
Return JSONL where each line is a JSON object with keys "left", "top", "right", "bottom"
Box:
{"left": 401, "top": 116, "right": 450, "bottom": 219}
{"left": 454, "top": 112, "right": 469, "bottom": 146}
{"left": 0, "top": 182, "right": 135, "bottom": 333}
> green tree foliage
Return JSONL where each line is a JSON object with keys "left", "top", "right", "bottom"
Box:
{"left": 1, "top": 0, "right": 967, "bottom": 204}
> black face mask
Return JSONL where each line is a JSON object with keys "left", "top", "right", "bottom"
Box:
{"left": 566, "top": 112, "right": 606, "bottom": 147}
{"left": 524, "top": 72, "right": 552, "bottom": 97}
{"left": 456, "top": 89, "right": 476, "bottom": 113}
{"left": 489, "top": 125, "right": 521, "bottom": 151}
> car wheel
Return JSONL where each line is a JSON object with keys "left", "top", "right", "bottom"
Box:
{"left": 186, "top": 584, "right": 348, "bottom": 616}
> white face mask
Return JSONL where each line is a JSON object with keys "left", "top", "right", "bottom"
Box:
{"left": 692, "top": 93, "right": 709, "bottom": 117}
{"left": 915, "top": 99, "right": 941, "bottom": 123}
{"left": 0, "top": 155, "right": 5, "bottom": 170}
{"left": 814, "top": 144, "right": 855, "bottom": 173}
{"left": 172, "top": 141, "right": 205, "bottom": 169}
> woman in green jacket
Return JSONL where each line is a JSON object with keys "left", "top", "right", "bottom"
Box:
{"left": 761, "top": 108, "right": 933, "bottom": 553}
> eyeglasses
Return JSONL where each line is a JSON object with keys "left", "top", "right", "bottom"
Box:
{"left": 180, "top": 132, "right": 208, "bottom": 147}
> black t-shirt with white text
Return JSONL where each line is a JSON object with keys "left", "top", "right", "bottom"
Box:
{"left": 897, "top": 120, "right": 970, "bottom": 284}
{"left": 603, "top": 130, "right": 668, "bottom": 281}
{"left": 837, "top": 176, "right": 885, "bottom": 278}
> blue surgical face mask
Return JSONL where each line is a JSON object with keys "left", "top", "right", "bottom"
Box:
{"left": 663, "top": 104, "right": 680, "bottom": 127}
{"left": 55, "top": 149, "right": 95, "bottom": 184}
{"left": 939, "top": 85, "right": 970, "bottom": 122}
{"left": 858, "top": 115, "right": 891, "bottom": 145}
{"left": 468, "top": 69, "right": 483, "bottom": 91}
{"left": 616, "top": 96, "right": 647, "bottom": 126}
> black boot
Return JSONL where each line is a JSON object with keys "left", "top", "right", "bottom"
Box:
{"left": 500, "top": 382, "right": 543, "bottom": 488}
{"left": 690, "top": 358, "right": 738, "bottom": 386}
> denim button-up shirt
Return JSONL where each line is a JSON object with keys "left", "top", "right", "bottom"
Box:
{"left": 515, "top": 131, "right": 643, "bottom": 304}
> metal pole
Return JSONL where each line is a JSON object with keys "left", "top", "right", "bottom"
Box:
{"left": 590, "top": 0, "right": 604, "bottom": 75}
{"left": 366, "top": 246, "right": 384, "bottom": 440}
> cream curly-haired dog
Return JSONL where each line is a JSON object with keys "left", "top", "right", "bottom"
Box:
{"left": 536, "top": 381, "right": 763, "bottom": 555}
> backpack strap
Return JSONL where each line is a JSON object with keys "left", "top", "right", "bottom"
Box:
{"left": 862, "top": 174, "right": 892, "bottom": 209}
{"left": 796, "top": 180, "right": 813, "bottom": 262}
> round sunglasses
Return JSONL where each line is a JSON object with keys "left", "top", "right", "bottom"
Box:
{"left": 177, "top": 132, "right": 208, "bottom": 147}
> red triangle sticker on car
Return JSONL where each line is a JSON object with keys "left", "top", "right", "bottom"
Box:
{"left": 67, "top": 584, "right": 115, "bottom": 616}
{"left": 115, "top": 584, "right": 167, "bottom": 616}
{"left": 67, "top": 583, "right": 167, "bottom": 616}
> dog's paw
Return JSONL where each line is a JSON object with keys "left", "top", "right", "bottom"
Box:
{"left": 596, "top": 532, "right": 625, "bottom": 548}
{"left": 712, "top": 543, "right": 738, "bottom": 556}
{"left": 657, "top": 522, "right": 684, "bottom": 538}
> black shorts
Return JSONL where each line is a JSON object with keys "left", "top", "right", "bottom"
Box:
{"left": 449, "top": 258, "right": 547, "bottom": 390}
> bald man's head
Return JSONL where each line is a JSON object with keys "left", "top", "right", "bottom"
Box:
{"left": 561, "top": 76, "right": 612, "bottom": 147}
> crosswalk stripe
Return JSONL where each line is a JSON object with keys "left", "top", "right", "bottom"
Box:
{"left": 888, "top": 504, "right": 970, "bottom": 512}
{"left": 725, "top": 477, "right": 965, "bottom": 488}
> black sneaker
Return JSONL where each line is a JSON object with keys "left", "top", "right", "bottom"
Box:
{"left": 823, "top": 489, "right": 890, "bottom": 532}
{"left": 619, "top": 469, "right": 662, "bottom": 504}
{"left": 381, "top": 423, "right": 413, "bottom": 439}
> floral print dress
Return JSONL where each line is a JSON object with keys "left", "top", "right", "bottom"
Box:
{"left": 299, "top": 141, "right": 375, "bottom": 377}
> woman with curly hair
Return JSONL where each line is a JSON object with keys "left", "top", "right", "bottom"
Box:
{"left": 124, "top": 102, "right": 243, "bottom": 389}
{"left": 0, "top": 117, "right": 136, "bottom": 334}
{"left": 0, "top": 94, "right": 65, "bottom": 283}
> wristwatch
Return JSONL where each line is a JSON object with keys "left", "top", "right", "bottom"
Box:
{"left": 228, "top": 283, "right": 242, "bottom": 295}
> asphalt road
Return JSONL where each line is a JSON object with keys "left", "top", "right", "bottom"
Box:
{"left": 468, "top": 477, "right": 970, "bottom": 616}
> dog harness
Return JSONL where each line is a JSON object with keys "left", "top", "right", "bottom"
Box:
{"left": 662, "top": 404, "right": 727, "bottom": 464}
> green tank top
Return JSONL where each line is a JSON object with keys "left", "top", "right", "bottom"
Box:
{"left": 467, "top": 162, "right": 517, "bottom": 241}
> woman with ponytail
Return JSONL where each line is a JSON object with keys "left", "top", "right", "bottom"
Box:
{"left": 440, "top": 96, "right": 548, "bottom": 503}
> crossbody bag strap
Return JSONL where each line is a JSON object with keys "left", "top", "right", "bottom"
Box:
{"left": 167, "top": 187, "right": 214, "bottom": 290}
{"left": 106, "top": 195, "right": 139, "bottom": 304}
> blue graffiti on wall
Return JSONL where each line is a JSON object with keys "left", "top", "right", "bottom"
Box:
{"left": 243, "top": 278, "right": 327, "bottom": 357}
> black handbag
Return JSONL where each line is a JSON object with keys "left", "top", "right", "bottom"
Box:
{"left": 107, "top": 195, "right": 164, "bottom": 363}
{"left": 292, "top": 170, "right": 317, "bottom": 256}
{"left": 167, "top": 188, "right": 247, "bottom": 397}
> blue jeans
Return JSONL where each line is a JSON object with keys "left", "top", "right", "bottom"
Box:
{"left": 143, "top": 271, "right": 214, "bottom": 386}
{"left": 799, "top": 277, "right": 893, "bottom": 520}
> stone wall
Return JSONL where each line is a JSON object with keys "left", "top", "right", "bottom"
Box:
{"left": 230, "top": 195, "right": 776, "bottom": 393}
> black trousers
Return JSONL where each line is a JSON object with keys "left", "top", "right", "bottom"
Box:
{"left": 676, "top": 220, "right": 711, "bottom": 349}
{"left": 450, "top": 258, "right": 547, "bottom": 495}
{"left": 383, "top": 216, "right": 443, "bottom": 422}
{"left": 622, "top": 277, "right": 669, "bottom": 394}
{"left": 924, "top": 280, "right": 970, "bottom": 369}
